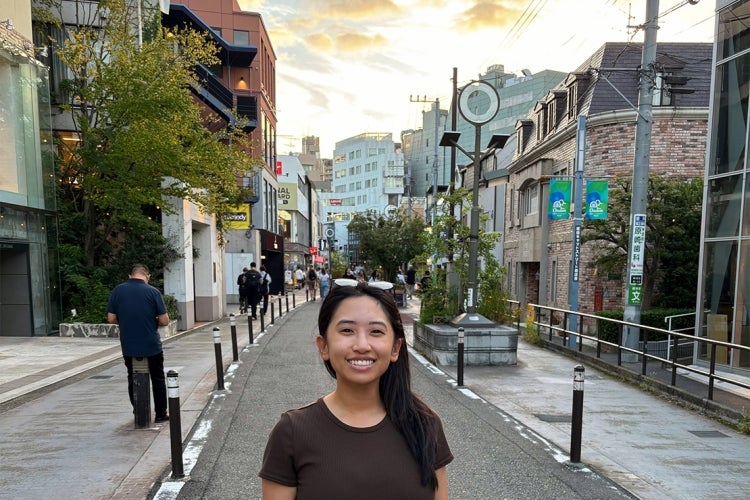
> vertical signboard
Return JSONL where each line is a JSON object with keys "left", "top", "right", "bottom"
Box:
{"left": 627, "top": 214, "right": 647, "bottom": 305}
{"left": 548, "top": 179, "right": 571, "bottom": 220}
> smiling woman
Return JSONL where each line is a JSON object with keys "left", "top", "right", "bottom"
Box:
{"left": 259, "top": 281, "right": 453, "bottom": 500}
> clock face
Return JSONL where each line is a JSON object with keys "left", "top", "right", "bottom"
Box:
{"left": 458, "top": 80, "right": 499, "bottom": 125}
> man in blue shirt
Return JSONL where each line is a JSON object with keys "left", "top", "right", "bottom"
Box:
{"left": 107, "top": 264, "right": 170, "bottom": 423}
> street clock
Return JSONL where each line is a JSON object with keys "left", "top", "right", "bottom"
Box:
{"left": 458, "top": 80, "right": 500, "bottom": 125}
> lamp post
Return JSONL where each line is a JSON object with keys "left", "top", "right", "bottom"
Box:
{"left": 439, "top": 80, "right": 507, "bottom": 327}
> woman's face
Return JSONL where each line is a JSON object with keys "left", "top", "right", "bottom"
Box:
{"left": 316, "top": 296, "right": 402, "bottom": 388}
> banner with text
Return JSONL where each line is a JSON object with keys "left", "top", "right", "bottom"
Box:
{"left": 548, "top": 179, "right": 571, "bottom": 220}
{"left": 585, "top": 180, "right": 608, "bottom": 220}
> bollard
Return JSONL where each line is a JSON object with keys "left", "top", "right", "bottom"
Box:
{"left": 305, "top": 288, "right": 309, "bottom": 302}
{"left": 213, "top": 327, "right": 225, "bottom": 390}
{"left": 278, "top": 295, "right": 283, "bottom": 316}
{"left": 570, "top": 365, "right": 585, "bottom": 463}
{"left": 229, "top": 313, "right": 239, "bottom": 362}
{"left": 247, "top": 309, "right": 254, "bottom": 345}
{"left": 167, "top": 370, "right": 184, "bottom": 479}
{"left": 286, "top": 293, "right": 289, "bottom": 313}
{"left": 260, "top": 309, "right": 265, "bottom": 332}
{"left": 271, "top": 302, "right": 275, "bottom": 325}
{"left": 132, "top": 357, "right": 151, "bottom": 429}
{"left": 292, "top": 290, "right": 296, "bottom": 308}
{"left": 457, "top": 328, "right": 465, "bottom": 387}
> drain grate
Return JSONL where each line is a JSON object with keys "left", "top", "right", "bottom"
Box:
{"left": 535, "top": 413, "right": 571, "bottom": 423}
{"left": 689, "top": 430, "right": 729, "bottom": 438}
{"left": 89, "top": 375, "right": 113, "bottom": 380}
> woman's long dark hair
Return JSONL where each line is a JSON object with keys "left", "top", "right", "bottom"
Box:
{"left": 318, "top": 282, "right": 439, "bottom": 489}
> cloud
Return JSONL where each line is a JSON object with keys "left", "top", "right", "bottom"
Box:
{"left": 335, "top": 32, "right": 388, "bottom": 52}
{"left": 303, "top": 0, "right": 402, "bottom": 19}
{"left": 457, "top": 1, "right": 523, "bottom": 30}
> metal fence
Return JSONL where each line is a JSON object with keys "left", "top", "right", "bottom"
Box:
{"left": 509, "top": 301, "right": 750, "bottom": 402}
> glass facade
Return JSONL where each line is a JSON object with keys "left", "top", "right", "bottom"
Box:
{"left": 699, "top": 0, "right": 750, "bottom": 368}
{"left": 0, "top": 36, "right": 60, "bottom": 335}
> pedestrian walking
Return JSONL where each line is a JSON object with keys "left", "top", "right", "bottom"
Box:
{"left": 405, "top": 265, "right": 416, "bottom": 299}
{"left": 259, "top": 265, "right": 272, "bottom": 315}
{"left": 318, "top": 267, "right": 330, "bottom": 298}
{"left": 106, "top": 263, "right": 170, "bottom": 423}
{"left": 306, "top": 265, "right": 317, "bottom": 299}
{"left": 237, "top": 266, "right": 249, "bottom": 313}
{"left": 295, "top": 266, "right": 305, "bottom": 290}
{"left": 259, "top": 279, "right": 453, "bottom": 498}
{"left": 244, "top": 262, "right": 263, "bottom": 319}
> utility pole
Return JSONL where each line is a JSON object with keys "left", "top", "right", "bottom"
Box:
{"left": 623, "top": 0, "right": 659, "bottom": 360}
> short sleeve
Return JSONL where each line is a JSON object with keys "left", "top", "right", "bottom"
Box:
{"left": 434, "top": 415, "right": 454, "bottom": 469}
{"left": 259, "top": 413, "right": 297, "bottom": 486}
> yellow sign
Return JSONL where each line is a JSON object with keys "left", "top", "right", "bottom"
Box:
{"left": 223, "top": 204, "right": 251, "bottom": 230}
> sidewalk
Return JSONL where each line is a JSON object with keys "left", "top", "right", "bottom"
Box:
{"left": 0, "top": 291, "right": 748, "bottom": 499}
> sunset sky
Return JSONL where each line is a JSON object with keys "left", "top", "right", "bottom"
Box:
{"left": 236, "top": 0, "right": 717, "bottom": 156}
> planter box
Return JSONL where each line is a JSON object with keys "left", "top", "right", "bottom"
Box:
{"left": 413, "top": 321, "right": 519, "bottom": 366}
{"left": 59, "top": 320, "right": 178, "bottom": 339}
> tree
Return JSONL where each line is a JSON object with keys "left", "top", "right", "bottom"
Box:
{"left": 37, "top": 0, "right": 260, "bottom": 319}
{"left": 347, "top": 209, "right": 426, "bottom": 282}
{"left": 582, "top": 175, "right": 703, "bottom": 309}
{"left": 418, "top": 188, "right": 504, "bottom": 321}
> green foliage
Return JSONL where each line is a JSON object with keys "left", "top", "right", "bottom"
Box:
{"left": 35, "top": 0, "right": 260, "bottom": 321}
{"left": 738, "top": 413, "right": 750, "bottom": 435}
{"left": 46, "top": 0, "right": 259, "bottom": 266}
{"left": 418, "top": 269, "right": 458, "bottom": 323}
{"left": 594, "top": 308, "right": 695, "bottom": 343}
{"left": 164, "top": 294, "right": 181, "bottom": 321}
{"left": 582, "top": 175, "right": 703, "bottom": 309}
{"left": 476, "top": 259, "right": 510, "bottom": 323}
{"left": 524, "top": 317, "right": 541, "bottom": 344}
{"left": 347, "top": 209, "right": 426, "bottom": 281}
{"left": 328, "top": 251, "right": 349, "bottom": 279}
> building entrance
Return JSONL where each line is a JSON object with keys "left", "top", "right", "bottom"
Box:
{"left": 0, "top": 242, "right": 32, "bottom": 336}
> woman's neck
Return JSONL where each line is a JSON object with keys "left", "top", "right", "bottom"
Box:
{"left": 323, "top": 385, "right": 385, "bottom": 428}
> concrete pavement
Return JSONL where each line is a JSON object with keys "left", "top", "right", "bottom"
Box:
{"left": 0, "top": 290, "right": 748, "bottom": 499}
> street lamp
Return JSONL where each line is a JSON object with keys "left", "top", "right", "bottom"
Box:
{"left": 439, "top": 80, "right": 507, "bottom": 327}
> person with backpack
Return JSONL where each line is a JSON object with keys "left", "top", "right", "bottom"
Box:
{"left": 244, "top": 262, "right": 263, "bottom": 319}
{"left": 259, "top": 265, "right": 272, "bottom": 315}
{"left": 237, "top": 267, "right": 249, "bottom": 313}
{"left": 306, "top": 265, "right": 317, "bottom": 299}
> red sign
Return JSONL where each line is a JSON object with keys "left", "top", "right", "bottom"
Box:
{"left": 314, "top": 255, "right": 325, "bottom": 263}
{"left": 309, "top": 247, "right": 318, "bottom": 255}
{"left": 276, "top": 160, "right": 282, "bottom": 175}
{"left": 329, "top": 199, "right": 342, "bottom": 206}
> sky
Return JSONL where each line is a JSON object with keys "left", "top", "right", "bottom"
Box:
{"left": 236, "top": 0, "right": 717, "bottom": 157}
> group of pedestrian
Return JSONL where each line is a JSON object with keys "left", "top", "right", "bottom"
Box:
{"left": 237, "top": 262, "right": 271, "bottom": 319}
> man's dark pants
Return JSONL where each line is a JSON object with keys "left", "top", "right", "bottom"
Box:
{"left": 124, "top": 352, "right": 168, "bottom": 418}
{"left": 248, "top": 291, "right": 261, "bottom": 318}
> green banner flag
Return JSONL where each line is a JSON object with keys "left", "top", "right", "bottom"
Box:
{"left": 548, "top": 180, "right": 571, "bottom": 220}
{"left": 585, "top": 180, "right": 608, "bottom": 220}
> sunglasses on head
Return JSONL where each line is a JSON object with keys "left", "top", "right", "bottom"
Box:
{"left": 333, "top": 278, "right": 394, "bottom": 290}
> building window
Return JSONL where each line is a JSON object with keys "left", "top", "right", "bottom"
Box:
{"left": 233, "top": 30, "right": 249, "bottom": 45}
{"left": 524, "top": 184, "right": 539, "bottom": 215}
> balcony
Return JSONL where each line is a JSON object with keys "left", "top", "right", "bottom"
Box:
{"left": 193, "top": 65, "right": 257, "bottom": 132}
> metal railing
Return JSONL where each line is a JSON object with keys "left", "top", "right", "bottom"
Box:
{"left": 516, "top": 302, "right": 750, "bottom": 402}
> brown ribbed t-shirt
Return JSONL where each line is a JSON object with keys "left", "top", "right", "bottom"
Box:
{"left": 259, "top": 398, "right": 453, "bottom": 499}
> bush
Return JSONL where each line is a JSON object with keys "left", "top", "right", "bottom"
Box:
{"left": 594, "top": 308, "right": 695, "bottom": 344}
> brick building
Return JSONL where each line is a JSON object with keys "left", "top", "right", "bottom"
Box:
{"left": 499, "top": 42, "right": 712, "bottom": 323}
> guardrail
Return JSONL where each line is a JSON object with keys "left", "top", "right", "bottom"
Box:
{"left": 516, "top": 302, "right": 750, "bottom": 402}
